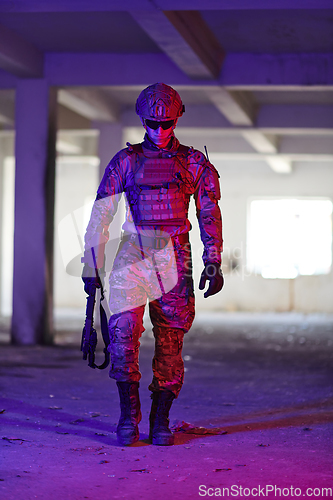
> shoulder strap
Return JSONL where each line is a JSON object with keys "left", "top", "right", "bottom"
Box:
{"left": 126, "top": 142, "right": 143, "bottom": 154}
{"left": 178, "top": 144, "right": 190, "bottom": 155}
{"left": 126, "top": 143, "right": 143, "bottom": 177}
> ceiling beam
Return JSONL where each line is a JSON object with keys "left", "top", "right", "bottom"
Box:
{"left": 0, "top": 113, "right": 12, "bottom": 125}
{"left": 121, "top": 102, "right": 333, "bottom": 132}
{"left": 163, "top": 11, "right": 225, "bottom": 79}
{"left": 206, "top": 88, "right": 256, "bottom": 126}
{"left": 132, "top": 10, "right": 224, "bottom": 79}
{"left": 240, "top": 131, "right": 289, "bottom": 172}
{"left": 225, "top": 85, "right": 333, "bottom": 91}
{"left": 241, "top": 131, "right": 278, "bottom": 154}
{"left": 175, "top": 126, "right": 333, "bottom": 136}
{"left": 264, "top": 156, "right": 292, "bottom": 174}
{"left": 0, "top": 69, "right": 18, "bottom": 89}
{"left": 221, "top": 53, "right": 333, "bottom": 87}
{"left": 210, "top": 152, "right": 333, "bottom": 162}
{"left": 0, "top": 90, "right": 15, "bottom": 124}
{"left": 257, "top": 104, "right": 333, "bottom": 129}
{"left": 0, "top": 0, "right": 332, "bottom": 11}
{"left": 39, "top": 53, "right": 333, "bottom": 87}
{"left": 0, "top": 23, "right": 43, "bottom": 78}
{"left": 205, "top": 87, "right": 283, "bottom": 171}
{"left": 125, "top": 125, "right": 333, "bottom": 156}
{"left": 44, "top": 53, "right": 189, "bottom": 86}
{"left": 57, "top": 88, "right": 119, "bottom": 122}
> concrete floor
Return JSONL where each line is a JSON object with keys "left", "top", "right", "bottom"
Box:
{"left": 0, "top": 313, "right": 332, "bottom": 499}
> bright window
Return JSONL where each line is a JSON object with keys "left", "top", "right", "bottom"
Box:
{"left": 247, "top": 199, "right": 332, "bottom": 279}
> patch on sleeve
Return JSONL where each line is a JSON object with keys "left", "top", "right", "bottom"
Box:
{"left": 203, "top": 163, "right": 221, "bottom": 201}
{"left": 188, "top": 149, "right": 205, "bottom": 164}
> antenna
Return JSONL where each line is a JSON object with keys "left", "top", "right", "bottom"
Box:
{"left": 204, "top": 145, "right": 209, "bottom": 162}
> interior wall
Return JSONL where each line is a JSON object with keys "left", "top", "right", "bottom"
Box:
{"left": 47, "top": 151, "right": 333, "bottom": 314}
{"left": 54, "top": 157, "right": 99, "bottom": 310}
{"left": 54, "top": 155, "right": 125, "bottom": 313}
{"left": 1, "top": 135, "right": 332, "bottom": 316}
{"left": 0, "top": 135, "right": 15, "bottom": 317}
{"left": 190, "top": 160, "right": 333, "bottom": 313}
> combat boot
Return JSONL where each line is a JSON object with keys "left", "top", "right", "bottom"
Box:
{"left": 149, "top": 390, "right": 175, "bottom": 446}
{"left": 116, "top": 381, "right": 141, "bottom": 446}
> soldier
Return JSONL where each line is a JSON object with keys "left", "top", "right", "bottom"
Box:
{"left": 82, "top": 83, "right": 223, "bottom": 446}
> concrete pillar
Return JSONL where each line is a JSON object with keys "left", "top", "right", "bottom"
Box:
{"left": 0, "top": 137, "right": 4, "bottom": 316}
{"left": 11, "top": 79, "right": 57, "bottom": 345}
{"left": 0, "top": 134, "right": 15, "bottom": 318}
{"left": 95, "top": 121, "right": 125, "bottom": 236}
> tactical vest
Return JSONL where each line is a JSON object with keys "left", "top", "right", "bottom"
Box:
{"left": 127, "top": 144, "right": 190, "bottom": 226}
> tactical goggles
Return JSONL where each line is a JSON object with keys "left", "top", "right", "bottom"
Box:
{"left": 145, "top": 119, "right": 175, "bottom": 130}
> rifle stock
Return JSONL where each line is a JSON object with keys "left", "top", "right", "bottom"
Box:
{"left": 81, "top": 287, "right": 98, "bottom": 367}
{"left": 81, "top": 247, "right": 110, "bottom": 370}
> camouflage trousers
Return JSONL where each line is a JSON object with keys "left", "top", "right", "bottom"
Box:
{"left": 107, "top": 232, "right": 195, "bottom": 398}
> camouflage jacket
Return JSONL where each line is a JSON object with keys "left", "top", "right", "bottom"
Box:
{"left": 84, "top": 133, "right": 223, "bottom": 266}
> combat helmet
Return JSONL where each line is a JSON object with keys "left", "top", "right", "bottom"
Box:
{"left": 136, "top": 83, "right": 185, "bottom": 121}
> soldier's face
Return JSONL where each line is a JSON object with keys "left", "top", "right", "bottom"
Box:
{"left": 143, "top": 119, "right": 177, "bottom": 148}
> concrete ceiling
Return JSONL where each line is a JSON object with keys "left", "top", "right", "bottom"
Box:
{"left": 0, "top": 0, "right": 332, "bottom": 174}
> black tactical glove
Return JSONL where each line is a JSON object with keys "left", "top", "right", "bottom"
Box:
{"left": 199, "top": 262, "right": 224, "bottom": 298}
{"left": 82, "top": 263, "right": 101, "bottom": 295}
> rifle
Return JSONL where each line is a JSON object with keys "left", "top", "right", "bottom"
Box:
{"left": 81, "top": 247, "right": 110, "bottom": 369}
